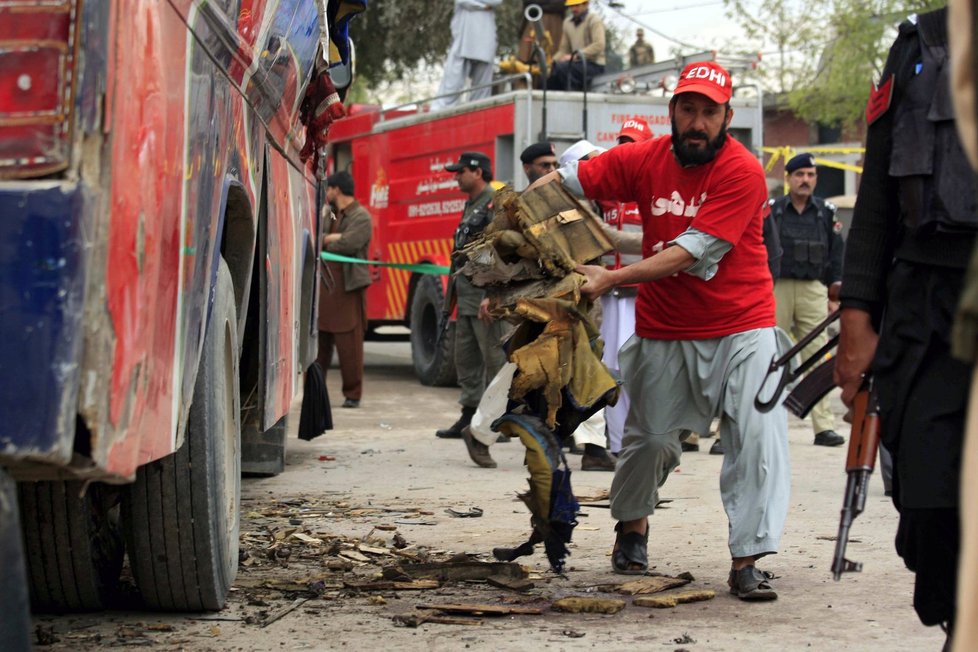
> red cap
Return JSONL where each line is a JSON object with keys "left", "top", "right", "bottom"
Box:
{"left": 617, "top": 117, "right": 652, "bottom": 143}
{"left": 674, "top": 61, "right": 733, "bottom": 104}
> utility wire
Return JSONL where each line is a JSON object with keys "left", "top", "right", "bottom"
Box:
{"left": 595, "top": 0, "right": 718, "bottom": 51}
{"left": 632, "top": 1, "right": 724, "bottom": 16}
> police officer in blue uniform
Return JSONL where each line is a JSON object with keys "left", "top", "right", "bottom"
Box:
{"left": 836, "top": 7, "right": 977, "bottom": 643}
{"left": 435, "top": 152, "right": 509, "bottom": 439}
{"left": 771, "top": 152, "right": 846, "bottom": 446}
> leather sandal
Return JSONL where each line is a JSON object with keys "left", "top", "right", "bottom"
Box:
{"left": 728, "top": 566, "right": 778, "bottom": 601}
{"left": 611, "top": 522, "right": 649, "bottom": 575}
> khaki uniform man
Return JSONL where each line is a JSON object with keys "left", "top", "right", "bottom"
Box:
{"left": 771, "top": 153, "right": 845, "bottom": 446}
{"left": 435, "top": 152, "right": 509, "bottom": 439}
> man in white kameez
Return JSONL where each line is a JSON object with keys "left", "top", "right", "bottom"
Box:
{"left": 431, "top": 0, "right": 502, "bottom": 109}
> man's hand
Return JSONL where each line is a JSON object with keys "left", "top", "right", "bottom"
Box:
{"left": 828, "top": 281, "right": 841, "bottom": 302}
{"left": 575, "top": 264, "right": 615, "bottom": 299}
{"left": 322, "top": 233, "right": 341, "bottom": 247}
{"left": 478, "top": 297, "right": 492, "bottom": 322}
{"left": 834, "top": 308, "right": 878, "bottom": 408}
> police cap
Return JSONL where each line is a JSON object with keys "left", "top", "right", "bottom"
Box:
{"left": 785, "top": 153, "right": 817, "bottom": 173}
{"left": 445, "top": 151, "right": 492, "bottom": 174}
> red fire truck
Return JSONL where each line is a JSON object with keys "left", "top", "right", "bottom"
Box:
{"left": 326, "top": 58, "right": 762, "bottom": 385}
{"left": 0, "top": 0, "right": 343, "bottom": 635}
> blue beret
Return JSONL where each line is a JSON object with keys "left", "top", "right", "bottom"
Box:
{"left": 785, "top": 153, "right": 816, "bottom": 173}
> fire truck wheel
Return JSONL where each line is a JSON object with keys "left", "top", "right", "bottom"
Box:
{"left": 410, "top": 274, "right": 458, "bottom": 387}
{"left": 123, "top": 258, "right": 241, "bottom": 611}
{"left": 17, "top": 480, "right": 124, "bottom": 611}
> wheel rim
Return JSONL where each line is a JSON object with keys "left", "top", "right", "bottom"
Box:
{"left": 222, "top": 321, "right": 239, "bottom": 556}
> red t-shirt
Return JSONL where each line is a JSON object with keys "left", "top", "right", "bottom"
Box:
{"left": 578, "top": 135, "right": 774, "bottom": 340}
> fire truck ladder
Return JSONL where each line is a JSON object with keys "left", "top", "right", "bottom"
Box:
{"left": 537, "top": 50, "right": 762, "bottom": 144}
{"left": 589, "top": 51, "right": 761, "bottom": 95}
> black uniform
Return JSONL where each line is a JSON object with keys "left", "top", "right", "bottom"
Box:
{"left": 839, "top": 8, "right": 977, "bottom": 632}
{"left": 769, "top": 195, "right": 844, "bottom": 284}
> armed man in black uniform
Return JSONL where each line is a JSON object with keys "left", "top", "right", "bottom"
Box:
{"left": 835, "top": 7, "right": 976, "bottom": 645}
{"left": 772, "top": 152, "right": 845, "bottom": 447}
{"left": 435, "top": 152, "right": 509, "bottom": 439}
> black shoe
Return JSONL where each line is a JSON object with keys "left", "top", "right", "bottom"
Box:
{"left": 581, "top": 447, "right": 616, "bottom": 471}
{"left": 814, "top": 430, "right": 845, "bottom": 447}
{"left": 341, "top": 398, "right": 360, "bottom": 408}
{"left": 709, "top": 439, "right": 725, "bottom": 455}
{"left": 436, "top": 407, "right": 476, "bottom": 439}
{"left": 681, "top": 440, "right": 700, "bottom": 452}
{"left": 462, "top": 426, "right": 497, "bottom": 468}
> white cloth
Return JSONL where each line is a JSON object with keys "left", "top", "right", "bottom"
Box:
{"left": 600, "top": 292, "right": 637, "bottom": 453}
{"left": 559, "top": 140, "right": 603, "bottom": 167}
{"left": 469, "top": 362, "right": 607, "bottom": 448}
{"left": 609, "top": 328, "right": 791, "bottom": 559}
{"left": 469, "top": 362, "right": 517, "bottom": 446}
{"left": 430, "top": 0, "right": 501, "bottom": 109}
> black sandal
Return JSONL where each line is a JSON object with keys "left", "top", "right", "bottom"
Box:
{"left": 727, "top": 566, "right": 778, "bottom": 601}
{"left": 611, "top": 522, "right": 649, "bottom": 575}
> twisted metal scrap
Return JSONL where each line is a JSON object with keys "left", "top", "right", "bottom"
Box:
{"left": 455, "top": 183, "right": 620, "bottom": 573}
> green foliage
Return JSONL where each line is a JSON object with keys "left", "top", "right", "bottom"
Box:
{"left": 723, "top": 0, "right": 946, "bottom": 129}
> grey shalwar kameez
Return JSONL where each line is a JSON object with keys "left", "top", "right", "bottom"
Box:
{"left": 431, "top": 0, "right": 502, "bottom": 109}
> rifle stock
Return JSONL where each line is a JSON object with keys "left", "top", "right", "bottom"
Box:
{"left": 831, "top": 380, "right": 881, "bottom": 580}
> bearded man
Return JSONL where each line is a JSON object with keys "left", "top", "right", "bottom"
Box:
{"left": 527, "top": 61, "right": 790, "bottom": 601}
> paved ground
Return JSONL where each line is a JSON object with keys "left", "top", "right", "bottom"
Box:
{"left": 33, "top": 340, "right": 945, "bottom": 651}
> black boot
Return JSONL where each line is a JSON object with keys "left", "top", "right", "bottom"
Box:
{"left": 436, "top": 406, "right": 475, "bottom": 439}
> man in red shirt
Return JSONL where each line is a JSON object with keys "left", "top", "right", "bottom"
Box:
{"left": 528, "top": 61, "right": 790, "bottom": 600}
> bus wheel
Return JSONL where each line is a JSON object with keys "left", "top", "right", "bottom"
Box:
{"left": 1, "top": 470, "right": 31, "bottom": 648}
{"left": 123, "top": 259, "right": 240, "bottom": 611}
{"left": 18, "top": 480, "right": 123, "bottom": 611}
{"left": 409, "top": 274, "right": 457, "bottom": 387}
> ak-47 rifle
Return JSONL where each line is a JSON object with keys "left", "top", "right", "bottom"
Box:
{"left": 755, "top": 309, "right": 839, "bottom": 416}
{"left": 435, "top": 270, "right": 457, "bottom": 352}
{"left": 831, "top": 378, "right": 881, "bottom": 580}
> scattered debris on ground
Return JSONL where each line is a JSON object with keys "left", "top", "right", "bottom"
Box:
{"left": 34, "top": 493, "right": 719, "bottom": 646}
{"left": 551, "top": 597, "right": 626, "bottom": 614}
{"left": 633, "top": 590, "right": 717, "bottom": 609}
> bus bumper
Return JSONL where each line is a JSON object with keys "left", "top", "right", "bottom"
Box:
{"left": 0, "top": 181, "right": 86, "bottom": 470}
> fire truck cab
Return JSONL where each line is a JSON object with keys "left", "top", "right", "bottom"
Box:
{"left": 327, "top": 56, "right": 763, "bottom": 386}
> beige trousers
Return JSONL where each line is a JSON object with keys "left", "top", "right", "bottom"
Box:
{"left": 774, "top": 279, "right": 836, "bottom": 435}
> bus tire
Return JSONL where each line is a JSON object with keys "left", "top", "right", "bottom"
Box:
{"left": 18, "top": 480, "right": 124, "bottom": 611}
{"left": 123, "top": 259, "right": 240, "bottom": 611}
{"left": 0, "top": 471, "right": 30, "bottom": 648}
{"left": 410, "top": 274, "right": 457, "bottom": 387}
